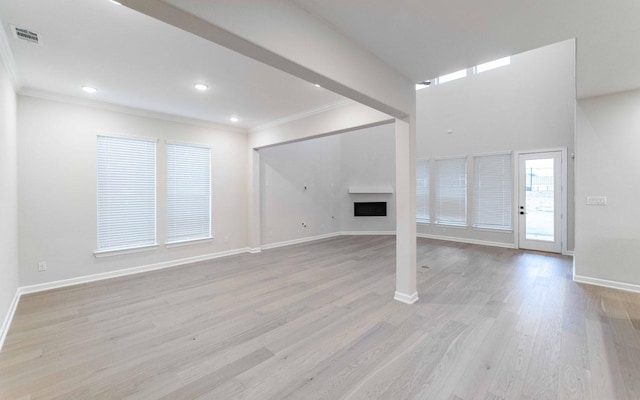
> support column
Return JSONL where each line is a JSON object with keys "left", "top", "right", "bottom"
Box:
{"left": 394, "top": 118, "right": 418, "bottom": 304}
{"left": 248, "top": 148, "right": 261, "bottom": 253}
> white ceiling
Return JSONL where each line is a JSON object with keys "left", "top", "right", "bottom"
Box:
{"left": 0, "top": 0, "right": 346, "bottom": 129}
{"left": 294, "top": 0, "right": 640, "bottom": 99}
{"left": 2, "top": 0, "right": 639, "bottom": 129}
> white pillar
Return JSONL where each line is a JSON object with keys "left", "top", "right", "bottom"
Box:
{"left": 248, "top": 148, "right": 261, "bottom": 253}
{"left": 394, "top": 118, "right": 418, "bottom": 304}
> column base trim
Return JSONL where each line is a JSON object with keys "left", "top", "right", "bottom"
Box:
{"left": 394, "top": 291, "right": 419, "bottom": 304}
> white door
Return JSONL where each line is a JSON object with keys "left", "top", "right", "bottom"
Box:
{"left": 518, "top": 151, "right": 562, "bottom": 253}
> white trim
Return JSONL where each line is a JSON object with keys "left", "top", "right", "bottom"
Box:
{"left": 96, "top": 131, "right": 159, "bottom": 143}
{"left": 340, "top": 231, "right": 396, "bottom": 236}
{"left": 18, "top": 88, "right": 248, "bottom": 134}
{"left": 394, "top": 291, "right": 419, "bottom": 304}
{"left": 573, "top": 275, "right": 640, "bottom": 294}
{"left": 514, "top": 147, "right": 568, "bottom": 254}
{"left": 247, "top": 247, "right": 262, "bottom": 254}
{"left": 0, "top": 16, "right": 19, "bottom": 87}
{"left": 471, "top": 150, "right": 513, "bottom": 158}
{"left": 164, "top": 139, "right": 212, "bottom": 149}
{"left": 165, "top": 237, "right": 213, "bottom": 248}
{"left": 250, "top": 99, "right": 353, "bottom": 133}
{"left": 0, "top": 288, "right": 21, "bottom": 353}
{"left": 434, "top": 154, "right": 468, "bottom": 161}
{"left": 417, "top": 233, "right": 517, "bottom": 249}
{"left": 22, "top": 247, "right": 251, "bottom": 295}
{"left": 563, "top": 250, "right": 575, "bottom": 256}
{"left": 260, "top": 232, "right": 341, "bottom": 250}
{"left": 94, "top": 244, "right": 159, "bottom": 258}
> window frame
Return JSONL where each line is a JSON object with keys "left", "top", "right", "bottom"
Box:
{"left": 434, "top": 156, "right": 468, "bottom": 227}
{"left": 416, "top": 158, "right": 430, "bottom": 224}
{"left": 471, "top": 152, "right": 514, "bottom": 231}
{"left": 95, "top": 133, "right": 158, "bottom": 256}
{"left": 165, "top": 140, "right": 212, "bottom": 245}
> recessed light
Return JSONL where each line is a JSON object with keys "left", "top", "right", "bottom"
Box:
{"left": 194, "top": 83, "right": 209, "bottom": 91}
{"left": 314, "top": 83, "right": 322, "bottom": 88}
{"left": 230, "top": 116, "right": 239, "bottom": 123}
{"left": 110, "top": 0, "right": 122, "bottom": 4}
{"left": 81, "top": 85, "right": 98, "bottom": 94}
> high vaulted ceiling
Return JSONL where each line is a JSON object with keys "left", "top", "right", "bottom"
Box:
{"left": 2, "top": 0, "right": 639, "bottom": 130}
{"left": 294, "top": 0, "right": 640, "bottom": 99}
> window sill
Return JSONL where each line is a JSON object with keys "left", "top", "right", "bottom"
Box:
{"left": 94, "top": 243, "right": 159, "bottom": 258}
{"left": 416, "top": 219, "right": 431, "bottom": 225}
{"left": 166, "top": 237, "right": 213, "bottom": 248}
{"left": 434, "top": 222, "right": 468, "bottom": 230}
{"left": 472, "top": 226, "right": 513, "bottom": 233}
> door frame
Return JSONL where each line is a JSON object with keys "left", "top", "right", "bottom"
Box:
{"left": 513, "top": 148, "right": 568, "bottom": 255}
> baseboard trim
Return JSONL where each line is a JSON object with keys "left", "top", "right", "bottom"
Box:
{"left": 20, "top": 247, "right": 251, "bottom": 295}
{"left": 260, "top": 232, "right": 341, "bottom": 250}
{"left": 0, "top": 288, "right": 21, "bottom": 353}
{"left": 247, "top": 247, "right": 262, "bottom": 254}
{"left": 341, "top": 231, "right": 396, "bottom": 236}
{"left": 573, "top": 274, "right": 640, "bottom": 294}
{"left": 417, "top": 233, "right": 516, "bottom": 249}
{"left": 394, "top": 291, "right": 419, "bottom": 304}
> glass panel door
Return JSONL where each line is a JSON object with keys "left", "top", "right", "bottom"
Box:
{"left": 518, "top": 151, "right": 562, "bottom": 253}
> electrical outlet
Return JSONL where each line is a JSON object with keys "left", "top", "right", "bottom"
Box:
{"left": 586, "top": 196, "right": 607, "bottom": 206}
{"left": 38, "top": 261, "right": 47, "bottom": 272}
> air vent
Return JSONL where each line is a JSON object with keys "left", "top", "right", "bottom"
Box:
{"left": 10, "top": 25, "right": 42, "bottom": 46}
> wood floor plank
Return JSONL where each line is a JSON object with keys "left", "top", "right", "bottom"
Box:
{"left": 1, "top": 236, "right": 639, "bottom": 399}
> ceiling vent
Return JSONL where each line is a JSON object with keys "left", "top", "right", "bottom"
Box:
{"left": 10, "top": 25, "right": 42, "bottom": 46}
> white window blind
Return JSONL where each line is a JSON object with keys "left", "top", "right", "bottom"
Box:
{"left": 416, "top": 159, "right": 430, "bottom": 223}
{"left": 435, "top": 157, "right": 467, "bottom": 226}
{"left": 167, "top": 143, "right": 211, "bottom": 243}
{"left": 473, "top": 154, "right": 512, "bottom": 230}
{"left": 97, "top": 135, "right": 157, "bottom": 252}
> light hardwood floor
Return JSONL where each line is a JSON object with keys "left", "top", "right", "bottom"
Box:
{"left": 1, "top": 236, "right": 639, "bottom": 399}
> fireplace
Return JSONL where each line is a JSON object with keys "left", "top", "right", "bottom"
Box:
{"left": 354, "top": 202, "right": 387, "bottom": 217}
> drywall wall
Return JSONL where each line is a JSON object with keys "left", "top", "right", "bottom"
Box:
{"left": 260, "top": 123, "right": 396, "bottom": 245}
{"left": 250, "top": 101, "right": 391, "bottom": 149}
{"left": 17, "top": 95, "right": 248, "bottom": 286}
{"left": 0, "top": 57, "right": 19, "bottom": 340}
{"left": 575, "top": 89, "right": 640, "bottom": 287}
{"left": 416, "top": 39, "right": 576, "bottom": 249}
{"left": 260, "top": 134, "right": 341, "bottom": 245}
{"left": 339, "top": 123, "right": 396, "bottom": 233}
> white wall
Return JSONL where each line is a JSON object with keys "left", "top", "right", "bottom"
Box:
{"left": 249, "top": 101, "right": 391, "bottom": 149}
{"left": 17, "top": 96, "right": 248, "bottom": 286}
{"left": 0, "top": 57, "right": 19, "bottom": 338}
{"left": 339, "top": 124, "right": 396, "bottom": 233}
{"left": 575, "top": 89, "right": 640, "bottom": 288}
{"left": 260, "top": 123, "right": 396, "bottom": 244}
{"left": 260, "top": 135, "right": 341, "bottom": 245}
{"left": 416, "top": 39, "right": 576, "bottom": 248}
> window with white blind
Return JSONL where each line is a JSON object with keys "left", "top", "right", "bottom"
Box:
{"left": 435, "top": 157, "right": 467, "bottom": 226}
{"left": 473, "top": 153, "right": 512, "bottom": 230}
{"left": 167, "top": 143, "right": 211, "bottom": 244}
{"left": 97, "top": 135, "right": 157, "bottom": 253}
{"left": 416, "top": 159, "right": 430, "bottom": 223}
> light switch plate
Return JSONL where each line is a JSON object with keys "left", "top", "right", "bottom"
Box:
{"left": 586, "top": 196, "right": 607, "bottom": 206}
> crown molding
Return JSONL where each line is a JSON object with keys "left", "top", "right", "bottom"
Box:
{"left": 250, "top": 99, "right": 354, "bottom": 133}
{"left": 18, "top": 88, "right": 249, "bottom": 134}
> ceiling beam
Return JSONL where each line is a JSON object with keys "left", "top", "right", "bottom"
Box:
{"left": 119, "top": 0, "right": 414, "bottom": 119}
